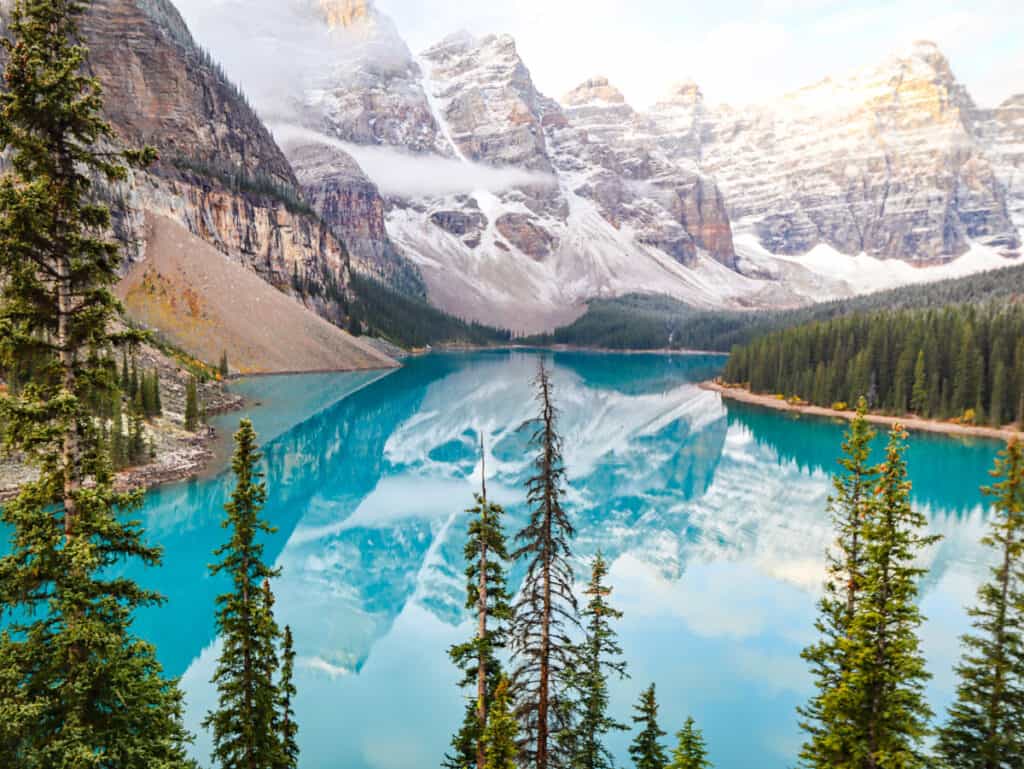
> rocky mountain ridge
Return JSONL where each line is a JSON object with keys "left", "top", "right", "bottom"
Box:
{"left": 641, "top": 40, "right": 1021, "bottom": 263}
{"left": 3, "top": 0, "right": 1023, "bottom": 338}
{"left": 269, "top": 1, "right": 1023, "bottom": 331}
{"left": 0, "top": 0, "right": 415, "bottom": 338}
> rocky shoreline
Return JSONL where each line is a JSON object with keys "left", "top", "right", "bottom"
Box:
{"left": 703, "top": 381, "right": 1024, "bottom": 443}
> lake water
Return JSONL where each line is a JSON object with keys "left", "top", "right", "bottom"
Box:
{"left": 105, "top": 352, "right": 1004, "bottom": 768}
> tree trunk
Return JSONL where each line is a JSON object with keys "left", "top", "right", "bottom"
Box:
{"left": 477, "top": 535, "right": 488, "bottom": 769}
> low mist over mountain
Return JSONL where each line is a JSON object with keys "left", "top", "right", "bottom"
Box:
{"left": 3, "top": 0, "right": 1021, "bottom": 336}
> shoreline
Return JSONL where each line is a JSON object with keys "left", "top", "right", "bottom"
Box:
{"left": 427, "top": 343, "right": 729, "bottom": 357}
{"left": 702, "top": 381, "right": 1024, "bottom": 443}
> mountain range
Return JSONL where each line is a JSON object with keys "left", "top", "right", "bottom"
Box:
{"left": 2, "top": 0, "right": 1022, "bottom": 343}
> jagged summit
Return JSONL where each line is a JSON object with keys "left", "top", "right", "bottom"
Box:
{"left": 653, "top": 80, "right": 704, "bottom": 110}
{"left": 562, "top": 76, "right": 627, "bottom": 107}
{"left": 318, "top": 0, "right": 374, "bottom": 29}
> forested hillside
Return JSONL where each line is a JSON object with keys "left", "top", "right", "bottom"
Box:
{"left": 533, "top": 262, "right": 1024, "bottom": 352}
{"left": 722, "top": 304, "right": 1024, "bottom": 426}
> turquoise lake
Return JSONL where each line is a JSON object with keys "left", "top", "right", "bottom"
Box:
{"left": 91, "top": 352, "right": 1011, "bottom": 767}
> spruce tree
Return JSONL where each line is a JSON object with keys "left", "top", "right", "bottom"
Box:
{"left": 511, "top": 360, "right": 581, "bottom": 769}
{"left": 185, "top": 376, "right": 200, "bottom": 431}
{"left": 154, "top": 369, "right": 163, "bottom": 415}
{"left": 846, "top": 427, "right": 939, "bottom": 769}
{"left": 935, "top": 440, "right": 1024, "bottom": 769}
{"left": 989, "top": 362, "right": 1007, "bottom": 428}
{"left": 669, "top": 717, "right": 711, "bottom": 769}
{"left": 629, "top": 684, "right": 667, "bottom": 769}
{"left": 798, "top": 400, "right": 878, "bottom": 768}
{"left": 445, "top": 443, "right": 513, "bottom": 769}
{"left": 0, "top": 1, "right": 190, "bottom": 765}
{"left": 203, "top": 418, "right": 284, "bottom": 769}
{"left": 482, "top": 677, "right": 520, "bottom": 769}
{"left": 573, "top": 551, "right": 629, "bottom": 769}
{"left": 220, "top": 350, "right": 230, "bottom": 378}
{"left": 278, "top": 626, "right": 300, "bottom": 769}
{"left": 911, "top": 351, "right": 928, "bottom": 415}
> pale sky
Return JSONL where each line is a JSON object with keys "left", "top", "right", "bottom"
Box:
{"left": 374, "top": 0, "right": 1023, "bottom": 108}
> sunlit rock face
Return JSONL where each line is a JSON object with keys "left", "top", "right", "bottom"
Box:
{"left": 643, "top": 41, "right": 1021, "bottom": 263}
{"left": 0, "top": 0, "right": 359, "bottom": 311}
{"left": 284, "top": 6, "right": 770, "bottom": 332}
{"left": 557, "top": 75, "right": 737, "bottom": 269}
{"left": 318, "top": 0, "right": 372, "bottom": 29}
{"left": 976, "top": 93, "right": 1024, "bottom": 237}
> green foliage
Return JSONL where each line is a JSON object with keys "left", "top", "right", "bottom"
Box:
{"left": 798, "top": 402, "right": 878, "bottom": 768}
{"left": 935, "top": 441, "right": 1024, "bottom": 768}
{"left": 511, "top": 361, "right": 581, "bottom": 769}
{"left": 572, "top": 551, "right": 629, "bottom": 769}
{"left": 203, "top": 419, "right": 285, "bottom": 769}
{"left": 278, "top": 626, "right": 299, "bottom": 769}
{"left": 185, "top": 376, "right": 200, "bottom": 432}
{"left": 848, "top": 428, "right": 939, "bottom": 767}
{"left": 629, "top": 684, "right": 667, "bottom": 769}
{"left": 444, "top": 461, "right": 513, "bottom": 769}
{"left": 170, "top": 154, "right": 314, "bottom": 217}
{"left": 482, "top": 677, "right": 519, "bottom": 769}
{"left": 0, "top": 0, "right": 190, "bottom": 764}
{"left": 531, "top": 262, "right": 1024, "bottom": 353}
{"left": 669, "top": 717, "right": 711, "bottom": 769}
{"left": 348, "top": 273, "right": 512, "bottom": 348}
{"left": 723, "top": 304, "right": 1024, "bottom": 425}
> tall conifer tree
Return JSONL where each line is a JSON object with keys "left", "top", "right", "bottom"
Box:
{"left": 203, "top": 419, "right": 284, "bottom": 769}
{"left": 483, "top": 677, "right": 520, "bottom": 769}
{"left": 445, "top": 441, "right": 513, "bottom": 769}
{"left": 628, "top": 685, "right": 667, "bottom": 769}
{"left": 185, "top": 376, "right": 200, "bottom": 432}
{"left": 511, "top": 361, "right": 581, "bottom": 769}
{"left": 0, "top": 0, "right": 189, "bottom": 764}
{"left": 573, "top": 551, "right": 629, "bottom": 769}
{"left": 935, "top": 440, "right": 1024, "bottom": 768}
{"left": 799, "top": 400, "right": 878, "bottom": 768}
{"left": 277, "top": 626, "right": 300, "bottom": 769}
{"left": 668, "top": 717, "right": 711, "bottom": 769}
{"left": 847, "top": 427, "right": 939, "bottom": 769}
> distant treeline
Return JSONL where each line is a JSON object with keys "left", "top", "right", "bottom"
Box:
{"left": 348, "top": 273, "right": 512, "bottom": 348}
{"left": 529, "top": 261, "right": 1024, "bottom": 352}
{"left": 723, "top": 303, "right": 1024, "bottom": 426}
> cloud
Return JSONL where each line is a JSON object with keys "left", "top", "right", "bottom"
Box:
{"left": 272, "top": 124, "right": 554, "bottom": 197}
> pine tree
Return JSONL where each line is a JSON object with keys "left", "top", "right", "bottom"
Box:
{"left": 445, "top": 442, "right": 513, "bottom": 769}
{"left": 798, "top": 400, "right": 878, "bottom": 768}
{"left": 220, "top": 350, "right": 230, "bottom": 378}
{"left": 935, "top": 440, "right": 1024, "bottom": 768}
{"left": 110, "top": 388, "right": 126, "bottom": 468}
{"left": 154, "top": 370, "right": 163, "bottom": 415}
{"left": 185, "top": 376, "right": 200, "bottom": 431}
{"left": 511, "top": 360, "right": 581, "bottom": 769}
{"left": 0, "top": 0, "right": 190, "bottom": 764}
{"left": 573, "top": 551, "right": 629, "bottom": 769}
{"left": 911, "top": 351, "right": 928, "bottom": 415}
{"left": 989, "top": 362, "right": 1007, "bottom": 428}
{"left": 278, "top": 626, "right": 300, "bottom": 769}
{"left": 203, "top": 418, "right": 284, "bottom": 769}
{"left": 130, "top": 355, "right": 140, "bottom": 398}
{"left": 846, "top": 427, "right": 939, "bottom": 769}
{"left": 122, "top": 347, "right": 131, "bottom": 390}
{"left": 629, "top": 685, "right": 667, "bottom": 769}
{"left": 482, "top": 678, "right": 520, "bottom": 769}
{"left": 669, "top": 717, "right": 711, "bottom": 769}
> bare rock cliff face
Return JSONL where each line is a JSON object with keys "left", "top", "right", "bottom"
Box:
{"left": 288, "top": 143, "right": 425, "bottom": 295}
{"left": 1, "top": 0, "right": 357, "bottom": 311}
{"left": 644, "top": 42, "right": 1021, "bottom": 263}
